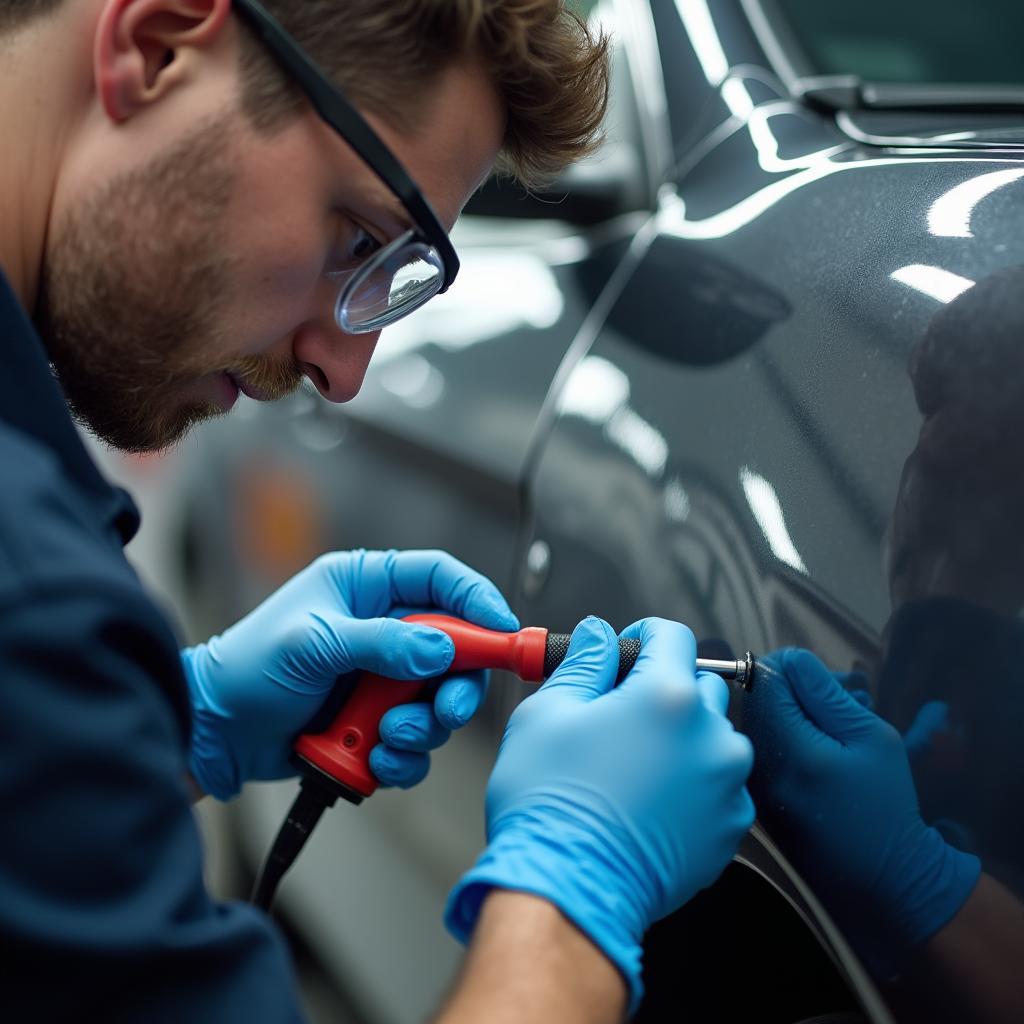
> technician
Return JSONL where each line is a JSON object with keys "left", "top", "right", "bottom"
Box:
{"left": 0, "top": 1, "right": 754, "bottom": 1021}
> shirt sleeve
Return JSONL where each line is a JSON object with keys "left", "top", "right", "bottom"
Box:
{"left": 0, "top": 576, "right": 305, "bottom": 1023}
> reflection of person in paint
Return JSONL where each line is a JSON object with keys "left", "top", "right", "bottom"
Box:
{"left": 744, "top": 267, "right": 1024, "bottom": 1023}
{"left": 879, "top": 266, "right": 1024, "bottom": 892}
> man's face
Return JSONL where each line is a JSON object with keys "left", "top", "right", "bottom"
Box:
{"left": 39, "top": 46, "right": 504, "bottom": 452}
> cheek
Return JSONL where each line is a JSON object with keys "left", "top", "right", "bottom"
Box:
{"left": 223, "top": 210, "right": 329, "bottom": 352}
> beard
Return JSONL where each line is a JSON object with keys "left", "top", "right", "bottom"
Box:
{"left": 36, "top": 115, "right": 303, "bottom": 453}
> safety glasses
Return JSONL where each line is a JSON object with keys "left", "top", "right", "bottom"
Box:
{"left": 233, "top": 0, "right": 460, "bottom": 333}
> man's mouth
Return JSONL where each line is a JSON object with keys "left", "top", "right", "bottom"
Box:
{"left": 214, "top": 372, "right": 240, "bottom": 411}
{"left": 228, "top": 372, "right": 276, "bottom": 403}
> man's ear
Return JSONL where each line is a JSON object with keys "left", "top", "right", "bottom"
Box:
{"left": 94, "top": 0, "right": 233, "bottom": 123}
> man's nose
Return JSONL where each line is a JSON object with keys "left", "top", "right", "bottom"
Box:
{"left": 293, "top": 321, "right": 383, "bottom": 403}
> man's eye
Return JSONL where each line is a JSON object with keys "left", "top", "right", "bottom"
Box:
{"left": 349, "top": 228, "right": 381, "bottom": 262}
{"left": 328, "top": 221, "right": 383, "bottom": 276}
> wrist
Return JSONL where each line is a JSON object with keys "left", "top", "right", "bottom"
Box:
{"left": 439, "top": 890, "right": 627, "bottom": 1024}
{"left": 185, "top": 773, "right": 206, "bottom": 803}
{"left": 891, "top": 826, "right": 982, "bottom": 950}
{"left": 833, "top": 825, "right": 982, "bottom": 975}
{"left": 445, "top": 821, "right": 648, "bottom": 1013}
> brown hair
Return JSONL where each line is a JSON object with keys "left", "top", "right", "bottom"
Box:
{"left": 0, "top": 0, "right": 62, "bottom": 32}
{"left": 236, "top": 1, "right": 609, "bottom": 188}
{"left": 1, "top": 0, "right": 609, "bottom": 187}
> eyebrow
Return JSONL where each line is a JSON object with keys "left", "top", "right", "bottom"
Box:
{"left": 359, "top": 183, "right": 415, "bottom": 244}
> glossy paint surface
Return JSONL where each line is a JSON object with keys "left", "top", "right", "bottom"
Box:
{"left": 521, "top": 1, "right": 1024, "bottom": 1019}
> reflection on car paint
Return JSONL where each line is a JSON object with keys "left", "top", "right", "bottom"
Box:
{"left": 658, "top": 153, "right": 1024, "bottom": 242}
{"left": 673, "top": 0, "right": 729, "bottom": 86}
{"left": 890, "top": 265, "right": 975, "bottom": 304}
{"left": 556, "top": 355, "right": 668, "bottom": 477}
{"left": 526, "top": 131, "right": 1024, "bottom": 1023}
{"left": 739, "top": 465, "right": 808, "bottom": 575}
{"left": 927, "top": 168, "right": 1024, "bottom": 237}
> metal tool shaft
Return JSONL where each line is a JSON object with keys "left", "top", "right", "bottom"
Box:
{"left": 696, "top": 652, "right": 755, "bottom": 691}
{"left": 544, "top": 633, "right": 756, "bottom": 691}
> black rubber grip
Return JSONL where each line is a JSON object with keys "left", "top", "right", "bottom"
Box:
{"left": 543, "top": 634, "right": 642, "bottom": 683}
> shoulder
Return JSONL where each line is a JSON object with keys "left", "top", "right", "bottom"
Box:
{"left": 0, "top": 422, "right": 134, "bottom": 594}
{"left": 0, "top": 422, "right": 190, "bottom": 737}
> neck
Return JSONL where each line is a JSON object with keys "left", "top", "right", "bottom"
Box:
{"left": 0, "top": 10, "right": 91, "bottom": 312}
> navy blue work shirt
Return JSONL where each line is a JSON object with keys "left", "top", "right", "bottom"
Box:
{"left": 0, "top": 272, "right": 304, "bottom": 1022}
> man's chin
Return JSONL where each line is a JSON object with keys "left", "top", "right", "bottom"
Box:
{"left": 102, "top": 371, "right": 242, "bottom": 452}
{"left": 80, "top": 400, "right": 227, "bottom": 454}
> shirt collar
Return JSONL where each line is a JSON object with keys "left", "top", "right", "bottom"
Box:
{"left": 0, "top": 271, "right": 140, "bottom": 546}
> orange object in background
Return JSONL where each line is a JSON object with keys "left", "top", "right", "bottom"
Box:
{"left": 235, "top": 461, "right": 325, "bottom": 587}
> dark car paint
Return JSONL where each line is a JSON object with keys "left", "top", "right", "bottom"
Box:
{"left": 516, "top": 2, "right": 1024, "bottom": 1020}
{"left": 180, "top": 2, "right": 1024, "bottom": 1021}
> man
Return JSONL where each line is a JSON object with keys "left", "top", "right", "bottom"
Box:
{"left": 0, "top": 1, "right": 754, "bottom": 1020}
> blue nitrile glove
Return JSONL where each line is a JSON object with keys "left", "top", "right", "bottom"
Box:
{"left": 181, "top": 549, "right": 518, "bottom": 800}
{"left": 445, "top": 616, "right": 755, "bottom": 1011}
{"left": 830, "top": 685, "right": 952, "bottom": 765}
{"left": 745, "top": 649, "right": 980, "bottom": 970}
{"left": 901, "top": 700, "right": 952, "bottom": 764}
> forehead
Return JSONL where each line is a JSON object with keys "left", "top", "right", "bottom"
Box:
{"left": 358, "top": 61, "right": 506, "bottom": 233}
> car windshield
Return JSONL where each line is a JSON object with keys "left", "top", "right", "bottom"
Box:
{"left": 774, "top": 0, "right": 1023, "bottom": 85}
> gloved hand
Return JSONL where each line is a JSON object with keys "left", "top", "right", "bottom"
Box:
{"left": 745, "top": 648, "right": 980, "bottom": 969}
{"left": 445, "top": 616, "right": 755, "bottom": 1011}
{"left": 835, "top": 685, "right": 953, "bottom": 766}
{"left": 901, "top": 700, "right": 953, "bottom": 765}
{"left": 181, "top": 549, "right": 518, "bottom": 800}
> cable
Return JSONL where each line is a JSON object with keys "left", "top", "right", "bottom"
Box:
{"left": 251, "top": 778, "right": 337, "bottom": 911}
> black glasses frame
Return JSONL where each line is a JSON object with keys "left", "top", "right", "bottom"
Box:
{"left": 232, "top": 0, "right": 460, "bottom": 291}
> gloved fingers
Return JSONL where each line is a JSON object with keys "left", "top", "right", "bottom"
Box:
{"left": 379, "top": 702, "right": 452, "bottom": 751}
{"left": 709, "top": 783, "right": 757, "bottom": 858}
{"left": 331, "top": 615, "right": 455, "bottom": 679}
{"left": 781, "top": 648, "right": 879, "bottom": 741}
{"left": 383, "top": 551, "right": 519, "bottom": 632}
{"left": 695, "top": 669, "right": 730, "bottom": 717}
{"left": 903, "top": 700, "right": 951, "bottom": 761}
{"left": 366, "top": 612, "right": 489, "bottom": 729}
{"left": 738, "top": 783, "right": 756, "bottom": 832}
{"left": 729, "top": 731, "right": 756, "bottom": 788}
{"left": 386, "top": 604, "right": 437, "bottom": 620}
{"left": 538, "top": 616, "right": 619, "bottom": 701}
{"left": 847, "top": 688, "right": 875, "bottom": 710}
{"left": 743, "top": 649, "right": 833, "bottom": 753}
{"left": 836, "top": 668, "right": 871, "bottom": 697}
{"left": 618, "top": 618, "right": 698, "bottom": 699}
{"left": 369, "top": 744, "right": 431, "bottom": 789}
{"left": 434, "top": 670, "right": 489, "bottom": 730}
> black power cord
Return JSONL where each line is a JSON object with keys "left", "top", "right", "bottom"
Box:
{"left": 250, "top": 769, "right": 362, "bottom": 911}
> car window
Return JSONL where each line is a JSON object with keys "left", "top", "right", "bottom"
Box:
{"left": 771, "top": 0, "right": 1023, "bottom": 85}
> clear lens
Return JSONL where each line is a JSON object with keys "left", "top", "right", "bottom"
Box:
{"left": 335, "top": 230, "right": 445, "bottom": 334}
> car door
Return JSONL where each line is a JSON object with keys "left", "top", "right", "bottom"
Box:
{"left": 517, "top": 1, "right": 1024, "bottom": 1021}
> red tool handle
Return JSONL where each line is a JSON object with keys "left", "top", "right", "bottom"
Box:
{"left": 294, "top": 615, "right": 548, "bottom": 799}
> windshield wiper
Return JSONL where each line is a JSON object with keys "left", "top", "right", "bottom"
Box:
{"left": 797, "top": 75, "right": 1024, "bottom": 113}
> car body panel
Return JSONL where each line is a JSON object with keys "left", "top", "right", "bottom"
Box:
{"left": 516, "top": 2, "right": 1024, "bottom": 1019}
